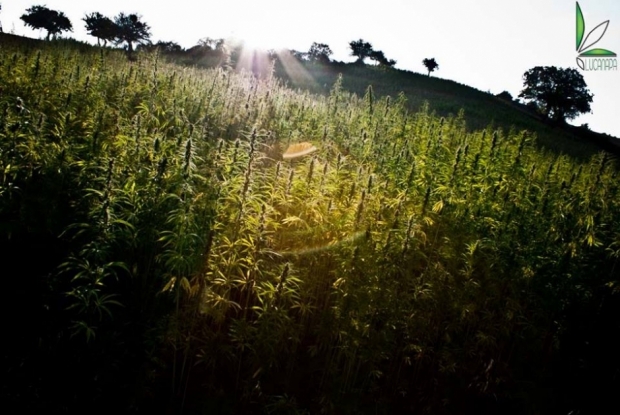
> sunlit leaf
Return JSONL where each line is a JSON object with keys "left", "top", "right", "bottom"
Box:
{"left": 180, "top": 277, "right": 191, "bottom": 292}
{"left": 432, "top": 200, "right": 444, "bottom": 213}
{"left": 161, "top": 277, "right": 176, "bottom": 292}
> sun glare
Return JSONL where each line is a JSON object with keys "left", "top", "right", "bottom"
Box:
{"left": 236, "top": 26, "right": 287, "bottom": 53}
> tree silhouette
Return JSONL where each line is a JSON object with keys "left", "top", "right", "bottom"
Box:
{"left": 422, "top": 58, "right": 439, "bottom": 76}
{"left": 518, "top": 66, "right": 593, "bottom": 123}
{"left": 113, "top": 13, "right": 151, "bottom": 53}
{"left": 154, "top": 41, "right": 183, "bottom": 53}
{"left": 83, "top": 12, "right": 117, "bottom": 47}
{"left": 289, "top": 49, "right": 307, "bottom": 61}
{"left": 198, "top": 37, "right": 226, "bottom": 51}
{"left": 1, "top": 3, "right": 3, "bottom": 33}
{"left": 307, "top": 42, "right": 333, "bottom": 64}
{"left": 138, "top": 40, "right": 184, "bottom": 53}
{"left": 496, "top": 91, "right": 513, "bottom": 101}
{"left": 370, "top": 50, "right": 396, "bottom": 67}
{"left": 349, "top": 39, "right": 373, "bottom": 64}
{"left": 21, "top": 5, "right": 73, "bottom": 40}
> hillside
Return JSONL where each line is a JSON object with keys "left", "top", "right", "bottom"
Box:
{"left": 3, "top": 32, "right": 617, "bottom": 159}
{"left": 1, "top": 35, "right": 620, "bottom": 414}
{"left": 271, "top": 59, "right": 619, "bottom": 160}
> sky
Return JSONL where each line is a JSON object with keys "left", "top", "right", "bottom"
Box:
{"left": 2, "top": 0, "right": 619, "bottom": 138}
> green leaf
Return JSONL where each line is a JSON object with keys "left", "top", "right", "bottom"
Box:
{"left": 576, "top": 2, "right": 585, "bottom": 51}
{"left": 110, "top": 218, "right": 135, "bottom": 230}
{"left": 180, "top": 277, "right": 191, "bottom": 292}
{"left": 161, "top": 277, "right": 176, "bottom": 292}
{"left": 579, "top": 48, "right": 617, "bottom": 57}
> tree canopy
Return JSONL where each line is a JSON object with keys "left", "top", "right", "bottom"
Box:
{"left": 83, "top": 12, "right": 116, "bottom": 46}
{"left": 21, "top": 5, "right": 73, "bottom": 40}
{"left": 518, "top": 66, "right": 593, "bottom": 123}
{"left": 349, "top": 39, "right": 373, "bottom": 63}
{"left": 154, "top": 41, "right": 183, "bottom": 54}
{"left": 198, "top": 37, "right": 226, "bottom": 51}
{"left": 113, "top": 13, "right": 151, "bottom": 53}
{"left": 307, "top": 42, "right": 333, "bottom": 64}
{"left": 422, "top": 58, "right": 439, "bottom": 76}
{"left": 496, "top": 91, "right": 513, "bottom": 102}
{"left": 370, "top": 50, "right": 396, "bottom": 67}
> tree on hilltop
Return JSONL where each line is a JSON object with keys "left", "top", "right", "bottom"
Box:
{"left": 21, "top": 5, "right": 73, "bottom": 40}
{"left": 370, "top": 50, "right": 396, "bottom": 67}
{"left": 496, "top": 91, "right": 513, "bottom": 101}
{"left": 518, "top": 66, "right": 593, "bottom": 123}
{"left": 154, "top": 41, "right": 183, "bottom": 53}
{"left": 349, "top": 39, "right": 373, "bottom": 63}
{"left": 83, "top": 12, "right": 117, "bottom": 46}
{"left": 422, "top": 58, "right": 439, "bottom": 76}
{"left": 113, "top": 13, "right": 151, "bottom": 53}
{"left": 287, "top": 49, "right": 307, "bottom": 61}
{"left": 198, "top": 37, "right": 226, "bottom": 51}
{"left": 307, "top": 42, "right": 333, "bottom": 64}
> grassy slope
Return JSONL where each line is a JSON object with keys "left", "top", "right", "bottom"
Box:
{"left": 274, "top": 60, "right": 619, "bottom": 160}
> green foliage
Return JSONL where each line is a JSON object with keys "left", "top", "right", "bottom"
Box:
{"left": 83, "top": 12, "right": 116, "bottom": 47}
{"left": 271, "top": 59, "right": 606, "bottom": 159}
{"left": 349, "top": 39, "right": 374, "bottom": 63}
{"left": 1, "top": 36, "right": 619, "bottom": 414}
{"left": 20, "top": 5, "right": 73, "bottom": 40}
{"left": 307, "top": 42, "right": 332, "bottom": 64}
{"left": 113, "top": 12, "right": 151, "bottom": 53}
{"left": 519, "top": 66, "right": 593, "bottom": 123}
{"left": 152, "top": 40, "right": 184, "bottom": 53}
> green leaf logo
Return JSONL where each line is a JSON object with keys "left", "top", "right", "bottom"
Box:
{"left": 576, "top": 57, "right": 585, "bottom": 70}
{"left": 580, "top": 48, "right": 617, "bottom": 56}
{"left": 576, "top": 2, "right": 585, "bottom": 51}
{"left": 576, "top": 2, "right": 617, "bottom": 57}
